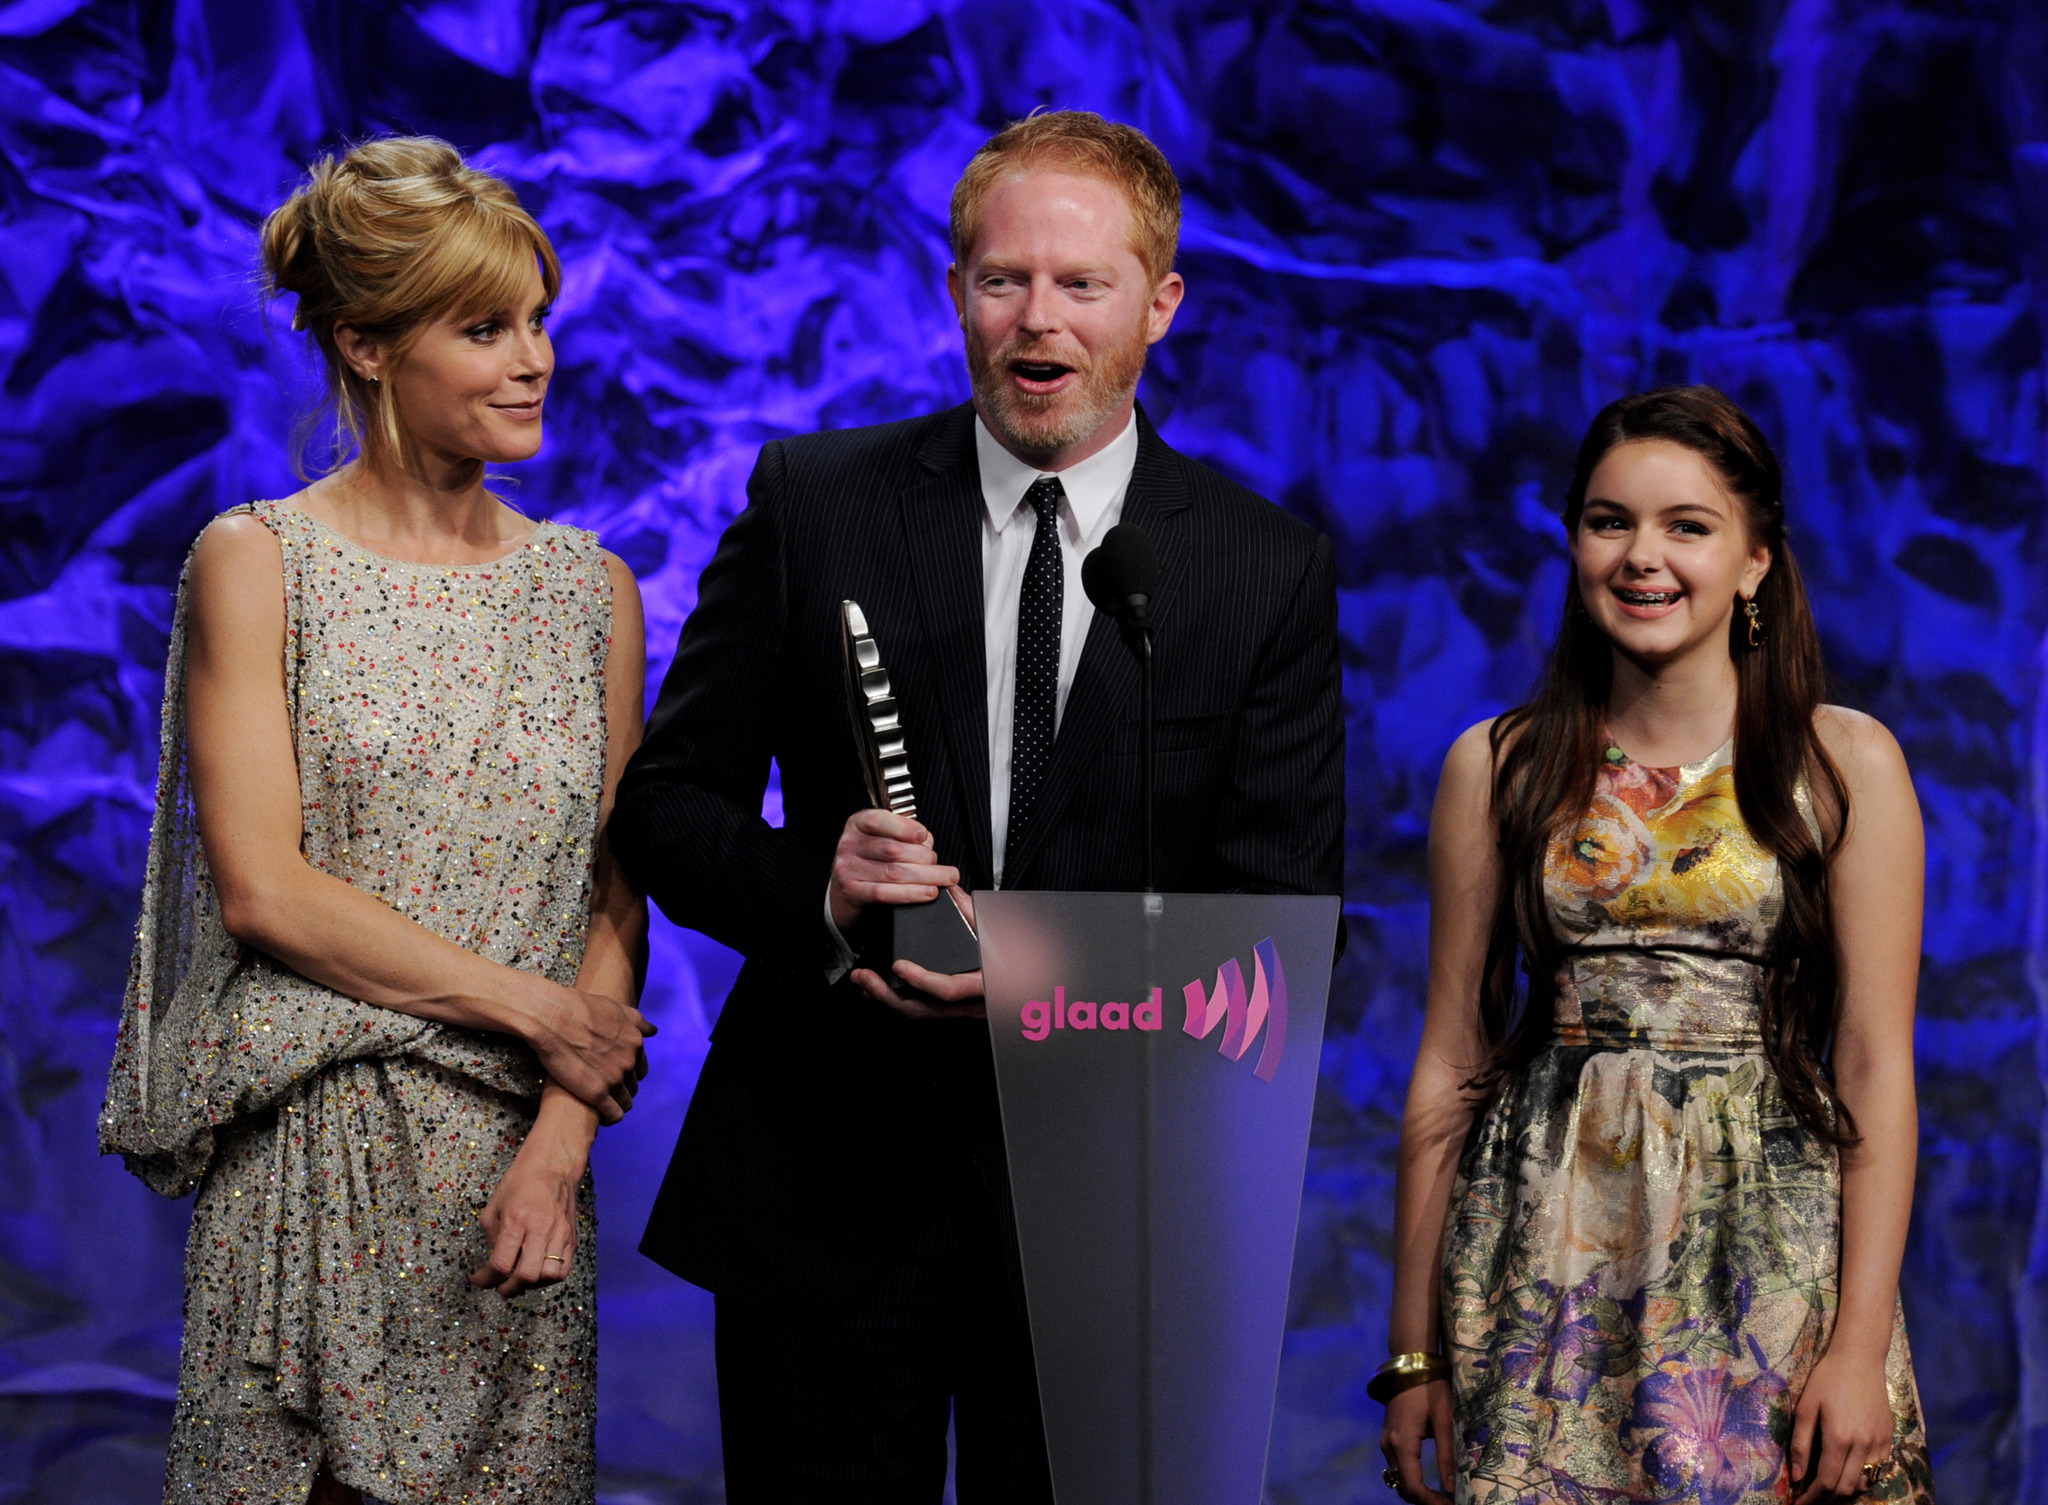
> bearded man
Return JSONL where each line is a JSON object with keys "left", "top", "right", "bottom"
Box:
{"left": 612, "top": 111, "right": 1343, "bottom": 1502}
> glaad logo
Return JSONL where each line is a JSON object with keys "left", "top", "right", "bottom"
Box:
{"left": 1021, "top": 988, "right": 1164, "bottom": 1041}
{"left": 1181, "top": 937, "right": 1288, "bottom": 1083}
{"left": 1018, "top": 937, "right": 1288, "bottom": 1083}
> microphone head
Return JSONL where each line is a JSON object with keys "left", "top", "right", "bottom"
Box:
{"left": 1082, "top": 523, "right": 1159, "bottom": 615}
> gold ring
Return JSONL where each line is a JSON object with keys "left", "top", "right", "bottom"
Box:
{"left": 1863, "top": 1456, "right": 1894, "bottom": 1488}
{"left": 542, "top": 1254, "right": 565, "bottom": 1264}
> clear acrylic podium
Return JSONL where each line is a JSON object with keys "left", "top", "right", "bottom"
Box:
{"left": 977, "top": 891, "right": 1341, "bottom": 1505}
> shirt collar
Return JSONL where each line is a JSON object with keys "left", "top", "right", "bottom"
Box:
{"left": 975, "top": 408, "right": 1139, "bottom": 540}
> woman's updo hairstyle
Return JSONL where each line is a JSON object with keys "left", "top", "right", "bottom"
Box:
{"left": 260, "top": 135, "right": 562, "bottom": 474}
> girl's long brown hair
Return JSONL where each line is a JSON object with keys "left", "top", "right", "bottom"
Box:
{"left": 1477, "top": 386, "right": 1855, "bottom": 1144}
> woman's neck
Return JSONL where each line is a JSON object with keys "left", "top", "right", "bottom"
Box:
{"left": 307, "top": 450, "right": 524, "bottom": 564}
{"left": 1604, "top": 639, "right": 1739, "bottom": 768}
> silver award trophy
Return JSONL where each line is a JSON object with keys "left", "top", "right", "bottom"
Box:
{"left": 840, "top": 601, "right": 980, "bottom": 976}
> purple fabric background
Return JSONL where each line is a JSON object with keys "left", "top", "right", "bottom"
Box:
{"left": 1, "top": 0, "right": 2045, "bottom": 1499}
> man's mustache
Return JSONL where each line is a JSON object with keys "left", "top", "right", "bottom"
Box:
{"left": 990, "top": 339, "right": 1091, "bottom": 374}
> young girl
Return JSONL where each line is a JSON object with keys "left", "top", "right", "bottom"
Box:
{"left": 102, "top": 137, "right": 651, "bottom": 1503}
{"left": 1377, "top": 387, "right": 1935, "bottom": 1503}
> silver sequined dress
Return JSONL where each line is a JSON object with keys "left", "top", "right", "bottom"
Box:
{"left": 101, "top": 500, "right": 613, "bottom": 1503}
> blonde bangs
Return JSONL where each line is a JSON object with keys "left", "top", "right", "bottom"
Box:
{"left": 388, "top": 204, "right": 561, "bottom": 353}
{"left": 427, "top": 204, "right": 562, "bottom": 331}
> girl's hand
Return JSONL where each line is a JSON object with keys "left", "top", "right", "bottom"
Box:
{"left": 1790, "top": 1348, "right": 1896, "bottom": 1502}
{"left": 1381, "top": 1379, "right": 1456, "bottom": 1504}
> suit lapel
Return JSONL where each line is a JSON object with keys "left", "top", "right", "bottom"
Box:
{"left": 898, "top": 405, "right": 995, "bottom": 887}
{"left": 1004, "top": 406, "right": 1193, "bottom": 887}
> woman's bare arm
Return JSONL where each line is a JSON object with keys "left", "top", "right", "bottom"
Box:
{"left": 571, "top": 551, "right": 649, "bottom": 1011}
{"left": 511, "top": 552, "right": 650, "bottom": 1160}
{"left": 516, "top": 555, "right": 650, "bottom": 1150}
{"left": 181, "top": 513, "right": 652, "bottom": 1121}
{"left": 474, "top": 552, "right": 649, "bottom": 1296}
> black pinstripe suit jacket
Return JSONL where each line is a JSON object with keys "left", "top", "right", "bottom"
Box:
{"left": 611, "top": 401, "right": 1343, "bottom": 1313}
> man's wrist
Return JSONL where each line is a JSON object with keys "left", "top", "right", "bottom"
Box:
{"left": 827, "top": 877, "right": 859, "bottom": 935}
{"left": 823, "top": 882, "right": 858, "bottom": 981}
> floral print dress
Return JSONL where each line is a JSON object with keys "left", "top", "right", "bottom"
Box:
{"left": 1442, "top": 737, "right": 1934, "bottom": 1504}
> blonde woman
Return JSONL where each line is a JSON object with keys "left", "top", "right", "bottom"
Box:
{"left": 101, "top": 137, "right": 651, "bottom": 1503}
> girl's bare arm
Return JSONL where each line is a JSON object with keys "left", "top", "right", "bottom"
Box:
{"left": 1391, "top": 723, "right": 1499, "bottom": 1349}
{"left": 1382, "top": 720, "right": 1501, "bottom": 1504}
{"left": 1788, "top": 705, "right": 1924, "bottom": 1501}
{"left": 1814, "top": 707, "right": 1922, "bottom": 1359}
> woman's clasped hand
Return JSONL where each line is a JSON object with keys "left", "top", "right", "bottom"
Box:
{"left": 528, "top": 982, "right": 655, "bottom": 1122}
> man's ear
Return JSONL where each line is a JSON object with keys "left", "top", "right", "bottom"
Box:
{"left": 946, "top": 264, "right": 965, "bottom": 329}
{"left": 1145, "top": 271, "right": 1186, "bottom": 345}
{"left": 334, "top": 323, "right": 384, "bottom": 383}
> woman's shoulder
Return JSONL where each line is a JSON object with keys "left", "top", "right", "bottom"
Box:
{"left": 189, "top": 504, "right": 290, "bottom": 584}
{"left": 177, "top": 507, "right": 298, "bottom": 655}
{"left": 1810, "top": 705, "right": 1920, "bottom": 853}
{"left": 194, "top": 491, "right": 334, "bottom": 553}
{"left": 596, "top": 548, "right": 641, "bottom": 605}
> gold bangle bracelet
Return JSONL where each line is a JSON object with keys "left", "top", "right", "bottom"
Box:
{"left": 1367, "top": 1351, "right": 1449, "bottom": 1405}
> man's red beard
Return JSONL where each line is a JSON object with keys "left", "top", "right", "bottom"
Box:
{"left": 965, "top": 313, "right": 1151, "bottom": 465}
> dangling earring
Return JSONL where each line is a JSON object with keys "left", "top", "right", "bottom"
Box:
{"left": 1743, "top": 596, "right": 1763, "bottom": 648}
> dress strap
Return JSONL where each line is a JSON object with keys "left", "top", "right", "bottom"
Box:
{"left": 1793, "top": 774, "right": 1825, "bottom": 855}
{"left": 518, "top": 521, "right": 615, "bottom": 677}
{"left": 235, "top": 501, "right": 314, "bottom": 727}
{"left": 524, "top": 518, "right": 607, "bottom": 578}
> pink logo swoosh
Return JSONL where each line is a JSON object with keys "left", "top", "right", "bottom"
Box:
{"left": 1181, "top": 937, "right": 1288, "bottom": 1082}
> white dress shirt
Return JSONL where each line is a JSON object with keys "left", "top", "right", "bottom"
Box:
{"left": 975, "top": 410, "right": 1137, "bottom": 886}
{"left": 824, "top": 408, "right": 1140, "bottom": 975}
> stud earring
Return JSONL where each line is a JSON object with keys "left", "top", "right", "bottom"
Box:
{"left": 1743, "top": 596, "right": 1763, "bottom": 648}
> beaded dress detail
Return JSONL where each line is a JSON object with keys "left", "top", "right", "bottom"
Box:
{"left": 1442, "top": 737, "right": 1934, "bottom": 1504}
{"left": 101, "top": 500, "right": 611, "bottom": 1502}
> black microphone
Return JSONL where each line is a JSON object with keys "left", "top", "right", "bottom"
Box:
{"left": 1082, "top": 523, "right": 1158, "bottom": 891}
{"left": 1081, "top": 523, "right": 1158, "bottom": 649}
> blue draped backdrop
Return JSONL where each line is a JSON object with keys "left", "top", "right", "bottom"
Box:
{"left": 1, "top": 0, "right": 2044, "bottom": 1499}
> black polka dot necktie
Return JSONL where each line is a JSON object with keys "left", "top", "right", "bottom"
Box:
{"left": 1005, "top": 475, "right": 1065, "bottom": 866}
